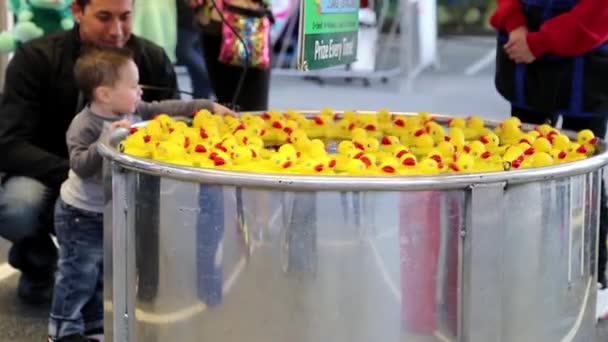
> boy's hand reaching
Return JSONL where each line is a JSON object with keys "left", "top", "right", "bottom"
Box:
{"left": 110, "top": 119, "right": 131, "bottom": 130}
{"left": 504, "top": 26, "right": 536, "bottom": 64}
{"left": 212, "top": 103, "right": 237, "bottom": 116}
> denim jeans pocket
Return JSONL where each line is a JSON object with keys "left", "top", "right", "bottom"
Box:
{"left": 55, "top": 199, "right": 103, "bottom": 249}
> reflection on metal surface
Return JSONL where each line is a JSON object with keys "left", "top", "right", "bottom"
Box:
{"left": 561, "top": 276, "right": 593, "bottom": 342}
{"left": 102, "top": 176, "right": 603, "bottom": 341}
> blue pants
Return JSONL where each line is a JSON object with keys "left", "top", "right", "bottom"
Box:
{"left": 0, "top": 176, "right": 57, "bottom": 278}
{"left": 197, "top": 185, "right": 224, "bottom": 306}
{"left": 176, "top": 26, "right": 212, "bottom": 99}
{"left": 49, "top": 198, "right": 104, "bottom": 339}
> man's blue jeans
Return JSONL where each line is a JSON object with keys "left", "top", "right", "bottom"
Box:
{"left": 197, "top": 185, "right": 224, "bottom": 306}
{"left": 176, "top": 27, "right": 212, "bottom": 99}
{"left": 0, "top": 176, "right": 57, "bottom": 277}
{"left": 49, "top": 198, "right": 103, "bottom": 339}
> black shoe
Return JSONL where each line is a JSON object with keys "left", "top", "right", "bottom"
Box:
{"left": 8, "top": 235, "right": 58, "bottom": 272}
{"left": 17, "top": 273, "right": 54, "bottom": 305}
{"left": 84, "top": 327, "right": 104, "bottom": 342}
{"left": 48, "top": 334, "right": 90, "bottom": 342}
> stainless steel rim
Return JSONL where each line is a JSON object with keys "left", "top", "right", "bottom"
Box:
{"left": 99, "top": 111, "right": 608, "bottom": 191}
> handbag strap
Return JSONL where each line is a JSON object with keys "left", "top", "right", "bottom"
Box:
{"left": 222, "top": 0, "right": 275, "bottom": 23}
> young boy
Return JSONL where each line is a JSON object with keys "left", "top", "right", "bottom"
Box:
{"left": 490, "top": 0, "right": 608, "bottom": 318}
{"left": 48, "top": 46, "right": 232, "bottom": 342}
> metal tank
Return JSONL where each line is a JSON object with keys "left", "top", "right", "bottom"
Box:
{"left": 99, "top": 112, "right": 608, "bottom": 342}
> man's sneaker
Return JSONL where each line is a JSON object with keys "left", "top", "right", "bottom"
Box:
{"left": 17, "top": 274, "right": 54, "bottom": 305}
{"left": 597, "top": 284, "right": 608, "bottom": 320}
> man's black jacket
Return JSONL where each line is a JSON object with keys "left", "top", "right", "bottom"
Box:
{"left": 0, "top": 27, "right": 178, "bottom": 191}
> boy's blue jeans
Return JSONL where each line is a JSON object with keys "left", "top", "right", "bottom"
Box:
{"left": 49, "top": 198, "right": 104, "bottom": 339}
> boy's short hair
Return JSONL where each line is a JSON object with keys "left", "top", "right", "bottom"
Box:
{"left": 74, "top": 46, "right": 134, "bottom": 101}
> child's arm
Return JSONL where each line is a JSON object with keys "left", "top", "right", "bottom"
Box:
{"left": 489, "top": 0, "right": 527, "bottom": 33}
{"left": 66, "top": 115, "right": 128, "bottom": 179}
{"left": 526, "top": 0, "right": 608, "bottom": 58}
{"left": 136, "top": 99, "right": 216, "bottom": 120}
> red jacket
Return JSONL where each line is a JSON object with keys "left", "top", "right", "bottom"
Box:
{"left": 490, "top": 0, "right": 608, "bottom": 58}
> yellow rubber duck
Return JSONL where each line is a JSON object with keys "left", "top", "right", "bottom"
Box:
{"left": 399, "top": 152, "right": 418, "bottom": 174}
{"left": 344, "top": 158, "right": 372, "bottom": 176}
{"left": 446, "top": 127, "right": 466, "bottom": 152}
{"left": 391, "top": 115, "right": 408, "bottom": 136}
{"left": 191, "top": 144, "right": 214, "bottom": 168}
{"left": 410, "top": 129, "right": 435, "bottom": 157}
{"left": 530, "top": 152, "right": 554, "bottom": 168}
{"left": 362, "top": 136, "right": 380, "bottom": 154}
{"left": 475, "top": 152, "right": 506, "bottom": 172}
{"left": 532, "top": 137, "right": 552, "bottom": 153}
{"left": 153, "top": 141, "right": 192, "bottom": 166}
{"left": 497, "top": 117, "right": 524, "bottom": 145}
{"left": 518, "top": 132, "right": 538, "bottom": 146}
{"left": 144, "top": 119, "right": 168, "bottom": 141}
{"left": 549, "top": 148, "right": 569, "bottom": 164}
{"left": 278, "top": 143, "right": 298, "bottom": 162}
{"left": 334, "top": 141, "right": 357, "bottom": 172}
{"left": 153, "top": 114, "right": 176, "bottom": 132}
{"left": 291, "top": 158, "right": 334, "bottom": 175}
{"left": 463, "top": 140, "right": 486, "bottom": 159}
{"left": 436, "top": 141, "right": 455, "bottom": 161}
{"left": 551, "top": 133, "right": 571, "bottom": 151}
{"left": 464, "top": 115, "right": 490, "bottom": 140}
{"left": 577, "top": 129, "right": 599, "bottom": 156}
{"left": 535, "top": 123, "right": 559, "bottom": 137}
{"left": 376, "top": 136, "right": 401, "bottom": 161}
{"left": 449, "top": 154, "right": 474, "bottom": 173}
{"left": 288, "top": 129, "right": 312, "bottom": 151}
{"left": 377, "top": 156, "right": 401, "bottom": 175}
{"left": 566, "top": 143, "right": 589, "bottom": 162}
{"left": 417, "top": 158, "right": 441, "bottom": 175}
{"left": 377, "top": 108, "right": 393, "bottom": 132}
{"left": 119, "top": 130, "right": 153, "bottom": 158}
{"left": 448, "top": 117, "right": 466, "bottom": 130}
{"left": 306, "top": 115, "right": 329, "bottom": 139}
{"left": 227, "top": 146, "right": 257, "bottom": 171}
{"left": 425, "top": 121, "right": 446, "bottom": 144}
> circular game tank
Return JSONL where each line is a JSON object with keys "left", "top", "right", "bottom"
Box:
{"left": 99, "top": 112, "right": 608, "bottom": 342}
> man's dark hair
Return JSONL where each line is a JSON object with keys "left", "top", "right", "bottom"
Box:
{"left": 76, "top": 0, "right": 90, "bottom": 8}
{"left": 76, "top": 0, "right": 135, "bottom": 10}
{"left": 74, "top": 46, "right": 134, "bottom": 100}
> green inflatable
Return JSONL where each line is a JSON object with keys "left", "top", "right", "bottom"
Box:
{"left": 132, "top": 0, "right": 177, "bottom": 62}
{"left": 0, "top": 0, "right": 74, "bottom": 53}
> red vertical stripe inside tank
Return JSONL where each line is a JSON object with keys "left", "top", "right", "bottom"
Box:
{"left": 399, "top": 191, "right": 440, "bottom": 333}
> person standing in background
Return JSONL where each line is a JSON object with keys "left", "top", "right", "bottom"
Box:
{"left": 490, "top": 0, "right": 608, "bottom": 318}
{"left": 176, "top": 0, "right": 213, "bottom": 99}
{"left": 190, "top": 0, "right": 272, "bottom": 111}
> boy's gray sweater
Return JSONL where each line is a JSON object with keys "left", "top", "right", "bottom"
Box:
{"left": 60, "top": 99, "right": 213, "bottom": 213}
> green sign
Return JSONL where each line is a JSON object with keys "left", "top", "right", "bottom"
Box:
{"left": 298, "top": 0, "right": 360, "bottom": 70}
